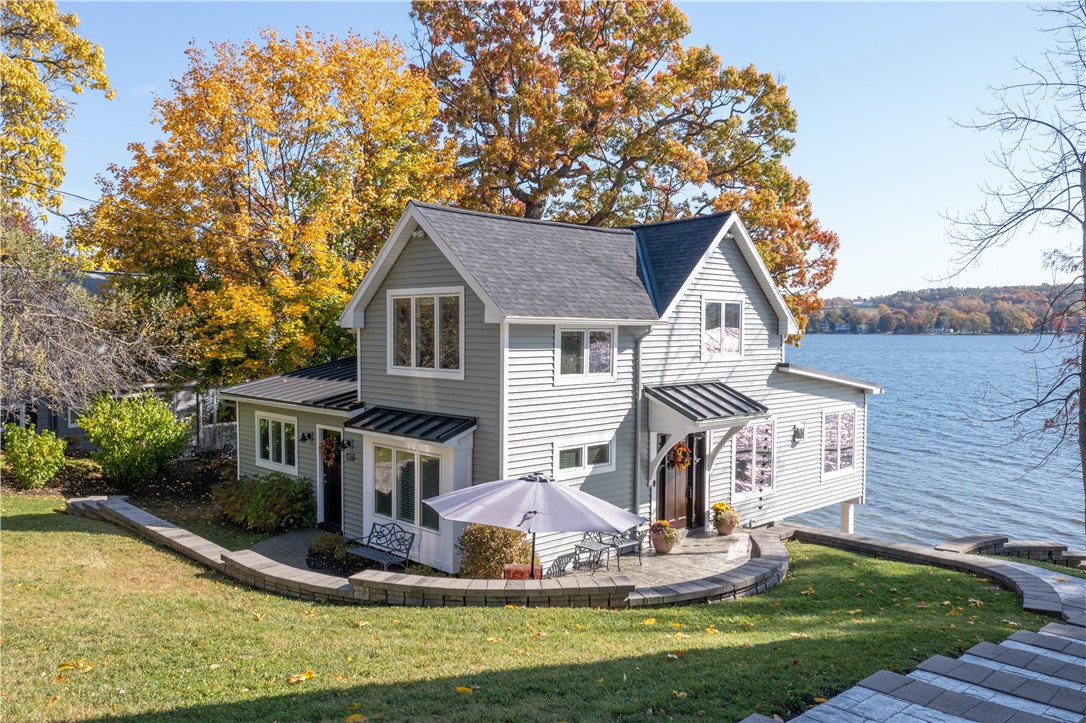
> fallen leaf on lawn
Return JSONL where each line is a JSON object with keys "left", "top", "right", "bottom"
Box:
{"left": 504, "top": 604, "right": 519, "bottom": 609}
{"left": 597, "top": 677, "right": 605, "bottom": 684}
{"left": 486, "top": 636, "right": 500, "bottom": 643}
{"left": 534, "top": 631, "right": 548, "bottom": 638}
{"left": 801, "top": 586, "right": 816, "bottom": 595}
{"left": 252, "top": 612, "right": 266, "bottom": 622}
{"left": 78, "top": 661, "right": 94, "bottom": 673}
{"left": 288, "top": 670, "right": 315, "bottom": 685}
{"left": 789, "top": 632, "right": 810, "bottom": 638}
{"left": 666, "top": 653, "right": 680, "bottom": 660}
{"left": 344, "top": 715, "right": 368, "bottom": 722}
{"left": 355, "top": 620, "right": 369, "bottom": 627}
{"left": 743, "top": 621, "right": 754, "bottom": 627}
{"left": 454, "top": 686, "right": 473, "bottom": 694}
{"left": 209, "top": 664, "right": 220, "bottom": 670}
{"left": 391, "top": 619, "right": 402, "bottom": 623}
{"left": 1002, "top": 619, "right": 1021, "bottom": 627}
{"left": 671, "top": 622, "right": 683, "bottom": 628}
{"left": 941, "top": 600, "right": 951, "bottom": 606}
{"left": 673, "top": 691, "right": 687, "bottom": 699}
{"left": 814, "top": 697, "right": 827, "bottom": 703}
{"left": 347, "top": 703, "right": 361, "bottom": 710}
{"left": 846, "top": 609, "right": 862, "bottom": 615}
{"left": 57, "top": 662, "right": 76, "bottom": 672}
{"left": 672, "top": 633, "right": 689, "bottom": 639}
{"left": 968, "top": 599, "right": 984, "bottom": 607}
{"left": 303, "top": 609, "right": 317, "bottom": 618}
{"left": 346, "top": 655, "right": 354, "bottom": 663}
{"left": 642, "top": 618, "right": 656, "bottom": 625}
{"left": 1055, "top": 577, "right": 1068, "bottom": 582}
{"left": 56, "top": 675, "right": 66, "bottom": 683}
{"left": 704, "top": 626, "right": 720, "bottom": 635}
{"left": 915, "top": 602, "right": 928, "bottom": 608}
{"left": 889, "top": 587, "right": 897, "bottom": 592}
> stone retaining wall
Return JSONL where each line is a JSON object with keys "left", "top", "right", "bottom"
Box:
{"left": 782, "top": 524, "right": 1068, "bottom": 619}
{"left": 935, "top": 533, "right": 1086, "bottom": 568}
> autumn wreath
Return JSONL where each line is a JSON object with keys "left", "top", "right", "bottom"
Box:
{"left": 320, "top": 436, "right": 341, "bottom": 466}
{"left": 667, "top": 440, "right": 692, "bottom": 471}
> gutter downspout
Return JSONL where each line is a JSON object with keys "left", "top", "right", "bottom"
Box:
{"left": 633, "top": 327, "right": 654, "bottom": 516}
{"left": 355, "top": 329, "right": 363, "bottom": 406}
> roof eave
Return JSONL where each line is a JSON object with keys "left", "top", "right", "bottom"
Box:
{"left": 776, "top": 363, "right": 884, "bottom": 394}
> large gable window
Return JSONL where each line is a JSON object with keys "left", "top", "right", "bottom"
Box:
{"left": 704, "top": 300, "right": 742, "bottom": 357}
{"left": 824, "top": 410, "right": 856, "bottom": 475}
{"left": 734, "top": 421, "right": 773, "bottom": 495}
{"left": 389, "top": 288, "right": 463, "bottom": 378}
{"left": 373, "top": 444, "right": 442, "bottom": 531}
{"left": 557, "top": 328, "right": 614, "bottom": 381}
{"left": 256, "top": 411, "right": 297, "bottom": 473}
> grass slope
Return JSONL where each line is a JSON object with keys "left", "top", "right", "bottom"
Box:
{"left": 2, "top": 495, "right": 1045, "bottom": 722}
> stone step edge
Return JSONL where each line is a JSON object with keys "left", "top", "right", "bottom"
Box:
{"left": 965, "top": 641, "right": 1086, "bottom": 686}
{"left": 916, "top": 654, "right": 1086, "bottom": 713}
{"left": 857, "top": 668, "right": 1053, "bottom": 722}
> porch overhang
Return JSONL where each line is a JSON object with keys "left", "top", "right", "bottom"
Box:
{"left": 645, "top": 381, "right": 769, "bottom": 432}
{"left": 344, "top": 406, "right": 477, "bottom": 446}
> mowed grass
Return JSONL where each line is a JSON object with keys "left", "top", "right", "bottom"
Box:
{"left": 983, "top": 555, "right": 1086, "bottom": 580}
{"left": 2, "top": 495, "right": 1045, "bottom": 722}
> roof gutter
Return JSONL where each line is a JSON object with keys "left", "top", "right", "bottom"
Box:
{"left": 500, "top": 315, "right": 666, "bottom": 327}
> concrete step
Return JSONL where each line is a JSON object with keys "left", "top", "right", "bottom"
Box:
{"left": 1038, "top": 622, "right": 1086, "bottom": 643}
{"left": 965, "top": 641, "right": 1086, "bottom": 687}
{"left": 1007, "top": 631, "right": 1086, "bottom": 661}
{"left": 912, "top": 655, "right": 1086, "bottom": 721}
{"left": 855, "top": 669, "right": 1052, "bottom": 722}
{"left": 65, "top": 495, "right": 128, "bottom": 520}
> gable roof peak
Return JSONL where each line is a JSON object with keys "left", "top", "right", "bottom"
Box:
{"left": 629, "top": 209, "right": 734, "bottom": 230}
{"left": 409, "top": 201, "right": 633, "bottom": 237}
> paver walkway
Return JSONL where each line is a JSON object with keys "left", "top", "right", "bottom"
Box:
{"left": 249, "top": 528, "right": 327, "bottom": 569}
{"left": 743, "top": 563, "right": 1086, "bottom": 723}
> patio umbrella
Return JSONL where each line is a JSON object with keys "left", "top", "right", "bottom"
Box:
{"left": 423, "top": 472, "right": 647, "bottom": 578}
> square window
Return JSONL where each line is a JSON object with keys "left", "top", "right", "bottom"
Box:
{"left": 558, "top": 447, "right": 583, "bottom": 470}
{"left": 389, "top": 290, "right": 462, "bottom": 375}
{"left": 256, "top": 413, "right": 297, "bottom": 472}
{"left": 587, "top": 443, "right": 609, "bottom": 465}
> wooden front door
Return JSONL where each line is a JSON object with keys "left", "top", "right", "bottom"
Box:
{"left": 319, "top": 429, "right": 343, "bottom": 532}
{"left": 657, "top": 433, "right": 705, "bottom": 529}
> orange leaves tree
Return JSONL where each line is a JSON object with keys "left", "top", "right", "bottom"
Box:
{"left": 412, "top": 0, "right": 837, "bottom": 332}
{"left": 74, "top": 29, "right": 456, "bottom": 384}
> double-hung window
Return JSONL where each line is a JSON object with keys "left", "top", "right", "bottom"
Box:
{"left": 734, "top": 421, "right": 774, "bottom": 495}
{"left": 823, "top": 410, "right": 856, "bottom": 475}
{"left": 373, "top": 445, "right": 442, "bottom": 531}
{"left": 557, "top": 328, "right": 614, "bottom": 380}
{"left": 389, "top": 288, "right": 463, "bottom": 377}
{"left": 256, "top": 412, "right": 297, "bottom": 473}
{"left": 555, "top": 437, "right": 615, "bottom": 477}
{"left": 703, "top": 299, "right": 743, "bottom": 357}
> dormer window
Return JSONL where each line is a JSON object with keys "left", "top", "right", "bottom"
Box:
{"left": 703, "top": 299, "right": 742, "bottom": 358}
{"left": 387, "top": 287, "right": 464, "bottom": 379}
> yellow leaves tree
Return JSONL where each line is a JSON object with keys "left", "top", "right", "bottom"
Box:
{"left": 1, "top": 0, "right": 113, "bottom": 214}
{"left": 74, "top": 29, "right": 456, "bottom": 384}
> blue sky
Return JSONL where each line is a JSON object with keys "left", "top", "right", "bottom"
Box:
{"left": 49, "top": 1, "right": 1070, "bottom": 298}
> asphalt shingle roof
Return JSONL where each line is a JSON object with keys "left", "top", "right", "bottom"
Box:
{"left": 634, "top": 212, "right": 733, "bottom": 315}
{"left": 412, "top": 202, "right": 659, "bottom": 321}
{"left": 220, "top": 358, "right": 361, "bottom": 412}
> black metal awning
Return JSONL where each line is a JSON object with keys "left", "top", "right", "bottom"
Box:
{"left": 345, "top": 406, "right": 477, "bottom": 444}
{"left": 219, "top": 358, "right": 362, "bottom": 412}
{"left": 644, "top": 381, "right": 768, "bottom": 423}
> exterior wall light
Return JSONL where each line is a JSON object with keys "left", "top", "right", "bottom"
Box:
{"left": 792, "top": 423, "right": 806, "bottom": 443}
{"left": 299, "top": 432, "right": 314, "bottom": 443}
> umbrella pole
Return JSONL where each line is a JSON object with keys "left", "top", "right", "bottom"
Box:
{"left": 530, "top": 532, "right": 537, "bottom": 580}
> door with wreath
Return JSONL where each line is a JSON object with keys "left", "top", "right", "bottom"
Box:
{"left": 656, "top": 433, "right": 705, "bottom": 529}
{"left": 318, "top": 429, "right": 343, "bottom": 532}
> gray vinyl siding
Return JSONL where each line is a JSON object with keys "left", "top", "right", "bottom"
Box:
{"left": 358, "top": 233, "right": 500, "bottom": 486}
{"left": 506, "top": 324, "right": 644, "bottom": 561}
{"left": 235, "top": 401, "right": 354, "bottom": 527}
{"left": 704, "top": 375, "right": 867, "bottom": 529}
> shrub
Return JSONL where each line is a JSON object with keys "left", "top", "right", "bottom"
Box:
{"left": 310, "top": 532, "right": 348, "bottom": 563}
{"left": 213, "top": 472, "right": 316, "bottom": 532}
{"left": 78, "top": 394, "right": 190, "bottom": 488}
{"left": 456, "top": 523, "right": 535, "bottom": 579}
{"left": 2, "top": 424, "right": 67, "bottom": 489}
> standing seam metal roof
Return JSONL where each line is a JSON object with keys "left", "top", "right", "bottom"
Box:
{"left": 644, "top": 381, "right": 769, "bottom": 422}
{"left": 344, "top": 406, "right": 478, "bottom": 444}
{"left": 219, "top": 358, "right": 361, "bottom": 412}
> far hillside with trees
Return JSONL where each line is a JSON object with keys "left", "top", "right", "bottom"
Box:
{"left": 808, "top": 284, "right": 1084, "bottom": 336}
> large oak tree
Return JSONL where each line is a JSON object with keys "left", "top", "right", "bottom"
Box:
{"left": 74, "top": 29, "right": 457, "bottom": 384}
{"left": 412, "top": 0, "right": 838, "bottom": 331}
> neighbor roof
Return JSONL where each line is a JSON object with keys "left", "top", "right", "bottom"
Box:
{"left": 220, "top": 358, "right": 362, "bottom": 411}
{"left": 412, "top": 202, "right": 658, "bottom": 321}
{"left": 644, "top": 381, "right": 769, "bottom": 422}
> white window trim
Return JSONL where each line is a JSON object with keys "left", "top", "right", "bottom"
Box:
{"left": 701, "top": 295, "right": 744, "bottom": 361}
{"left": 732, "top": 418, "right": 775, "bottom": 499}
{"left": 552, "top": 433, "right": 617, "bottom": 480}
{"left": 553, "top": 325, "right": 618, "bottom": 386}
{"left": 254, "top": 410, "right": 299, "bottom": 474}
{"left": 66, "top": 408, "right": 81, "bottom": 429}
{"left": 386, "top": 286, "right": 466, "bottom": 381}
{"left": 369, "top": 437, "right": 450, "bottom": 535}
{"left": 821, "top": 407, "right": 859, "bottom": 481}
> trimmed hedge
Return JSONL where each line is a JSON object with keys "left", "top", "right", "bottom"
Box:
{"left": 456, "top": 523, "right": 535, "bottom": 579}
{"left": 213, "top": 472, "right": 316, "bottom": 533}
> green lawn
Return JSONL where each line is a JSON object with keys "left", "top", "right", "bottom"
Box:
{"left": 2, "top": 495, "right": 1045, "bottom": 722}
{"left": 983, "top": 554, "right": 1086, "bottom": 580}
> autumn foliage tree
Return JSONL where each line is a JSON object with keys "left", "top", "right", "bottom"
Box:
{"left": 412, "top": 0, "right": 837, "bottom": 332}
{"left": 74, "top": 29, "right": 456, "bottom": 384}
{"left": 1, "top": 0, "right": 113, "bottom": 214}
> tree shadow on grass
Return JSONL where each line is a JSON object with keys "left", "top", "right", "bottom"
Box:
{"left": 0, "top": 509, "right": 126, "bottom": 537}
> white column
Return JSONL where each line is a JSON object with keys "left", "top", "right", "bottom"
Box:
{"left": 840, "top": 501, "right": 856, "bottom": 534}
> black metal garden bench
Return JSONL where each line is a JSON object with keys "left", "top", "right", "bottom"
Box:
{"left": 346, "top": 522, "right": 415, "bottom": 571}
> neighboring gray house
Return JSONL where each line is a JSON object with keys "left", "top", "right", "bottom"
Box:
{"left": 221, "top": 202, "right": 882, "bottom": 573}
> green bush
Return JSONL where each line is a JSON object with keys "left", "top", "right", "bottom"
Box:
{"left": 456, "top": 523, "right": 535, "bottom": 579}
{"left": 2, "top": 424, "right": 67, "bottom": 490}
{"left": 78, "top": 394, "right": 190, "bottom": 488}
{"left": 212, "top": 472, "right": 316, "bottom": 533}
{"left": 310, "top": 532, "right": 348, "bottom": 563}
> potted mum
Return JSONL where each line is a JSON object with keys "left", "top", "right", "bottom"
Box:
{"left": 649, "top": 519, "right": 681, "bottom": 554}
{"left": 710, "top": 501, "right": 741, "bottom": 536}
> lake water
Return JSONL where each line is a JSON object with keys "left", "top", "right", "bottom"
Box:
{"left": 788, "top": 334, "right": 1085, "bottom": 547}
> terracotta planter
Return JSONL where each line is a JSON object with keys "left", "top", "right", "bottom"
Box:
{"left": 715, "top": 521, "right": 737, "bottom": 536}
{"left": 650, "top": 531, "right": 675, "bottom": 554}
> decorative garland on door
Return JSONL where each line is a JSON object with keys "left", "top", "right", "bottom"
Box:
{"left": 320, "top": 436, "right": 341, "bottom": 466}
{"left": 667, "top": 440, "right": 692, "bottom": 471}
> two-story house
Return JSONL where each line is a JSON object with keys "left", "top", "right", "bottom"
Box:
{"left": 220, "top": 202, "right": 882, "bottom": 572}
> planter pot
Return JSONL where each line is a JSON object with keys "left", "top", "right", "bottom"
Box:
{"left": 650, "top": 531, "right": 675, "bottom": 554}
{"left": 715, "top": 521, "right": 737, "bottom": 536}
